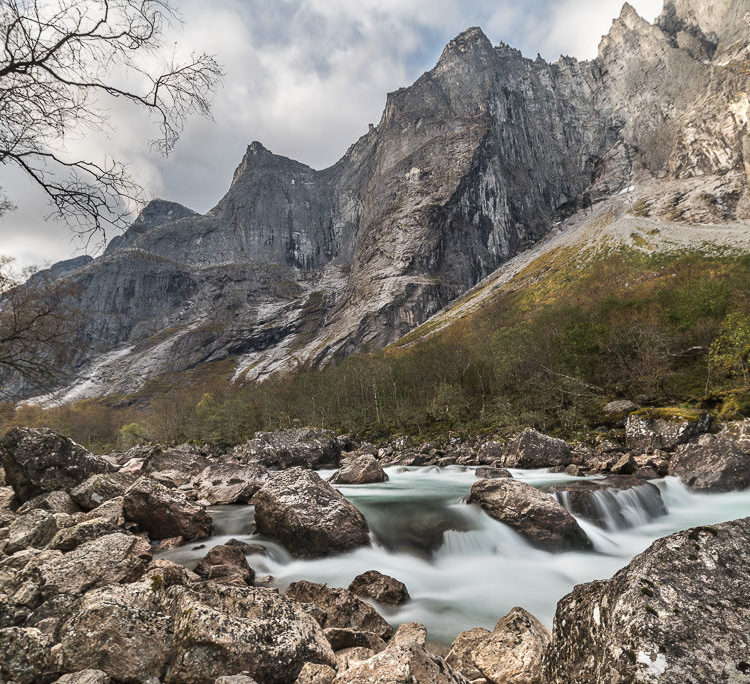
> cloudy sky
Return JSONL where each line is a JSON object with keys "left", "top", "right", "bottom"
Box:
{"left": 0, "top": 0, "right": 662, "bottom": 271}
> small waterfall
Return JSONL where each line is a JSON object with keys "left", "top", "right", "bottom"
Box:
{"left": 555, "top": 482, "right": 668, "bottom": 531}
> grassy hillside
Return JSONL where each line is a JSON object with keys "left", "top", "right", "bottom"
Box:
{"left": 4, "top": 243, "right": 749, "bottom": 451}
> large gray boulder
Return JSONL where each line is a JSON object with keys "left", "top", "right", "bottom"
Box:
{"left": 468, "top": 478, "right": 591, "bottom": 551}
{"left": 123, "top": 477, "right": 212, "bottom": 541}
{"left": 669, "top": 433, "right": 750, "bottom": 491}
{"left": 330, "top": 455, "right": 388, "bottom": 485}
{"left": 17, "top": 491, "right": 80, "bottom": 516}
{"left": 0, "top": 428, "right": 114, "bottom": 503}
{"left": 194, "top": 544, "right": 255, "bottom": 585}
{"left": 285, "top": 580, "right": 393, "bottom": 641}
{"left": 544, "top": 517, "right": 750, "bottom": 683}
{"left": 252, "top": 468, "right": 370, "bottom": 558}
{"left": 166, "top": 582, "right": 336, "bottom": 684}
{"left": 625, "top": 409, "right": 710, "bottom": 452}
{"left": 333, "top": 622, "right": 469, "bottom": 683}
{"left": 445, "top": 627, "right": 491, "bottom": 681}
{"left": 232, "top": 429, "right": 342, "bottom": 470}
{"left": 471, "top": 607, "right": 550, "bottom": 683}
{"left": 504, "top": 429, "right": 572, "bottom": 469}
{"left": 191, "top": 462, "right": 269, "bottom": 505}
{"left": 6, "top": 509, "right": 61, "bottom": 553}
{"left": 58, "top": 580, "right": 336, "bottom": 684}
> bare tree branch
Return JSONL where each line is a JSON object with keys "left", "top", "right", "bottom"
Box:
{"left": 0, "top": 0, "right": 224, "bottom": 234}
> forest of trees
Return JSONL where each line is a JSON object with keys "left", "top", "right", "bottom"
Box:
{"left": 5, "top": 247, "right": 749, "bottom": 451}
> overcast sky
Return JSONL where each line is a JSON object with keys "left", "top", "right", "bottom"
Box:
{"left": 0, "top": 0, "right": 662, "bottom": 272}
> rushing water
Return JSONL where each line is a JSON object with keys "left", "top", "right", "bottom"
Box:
{"left": 158, "top": 466, "right": 750, "bottom": 643}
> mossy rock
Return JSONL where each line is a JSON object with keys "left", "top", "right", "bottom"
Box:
{"left": 632, "top": 407, "right": 707, "bottom": 423}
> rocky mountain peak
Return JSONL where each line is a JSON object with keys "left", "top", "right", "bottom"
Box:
{"left": 105, "top": 198, "right": 196, "bottom": 253}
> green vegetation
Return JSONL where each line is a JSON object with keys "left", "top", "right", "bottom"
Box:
{"left": 2, "top": 247, "right": 749, "bottom": 451}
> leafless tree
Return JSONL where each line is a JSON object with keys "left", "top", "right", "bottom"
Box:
{"left": 0, "top": 257, "right": 80, "bottom": 395}
{"left": 0, "top": 0, "right": 223, "bottom": 236}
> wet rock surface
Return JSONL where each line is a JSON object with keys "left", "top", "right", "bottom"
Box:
{"left": 348, "top": 570, "right": 410, "bottom": 606}
{"left": 544, "top": 517, "right": 750, "bottom": 683}
{"left": 194, "top": 544, "right": 255, "bottom": 585}
{"left": 252, "top": 468, "right": 370, "bottom": 558}
{"left": 468, "top": 478, "right": 592, "bottom": 551}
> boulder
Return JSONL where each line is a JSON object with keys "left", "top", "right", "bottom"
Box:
{"left": 47, "top": 518, "right": 121, "bottom": 553}
{"left": 545, "top": 478, "right": 667, "bottom": 530}
{"left": 504, "top": 429, "right": 571, "bottom": 469}
{"left": 231, "top": 429, "right": 342, "bottom": 469}
{"left": 468, "top": 479, "right": 591, "bottom": 552}
{"left": 143, "top": 558, "right": 201, "bottom": 588}
{"left": 214, "top": 677, "right": 258, "bottom": 684}
{"left": 475, "top": 466, "right": 512, "bottom": 479}
{"left": 286, "top": 580, "right": 393, "bottom": 640}
{"left": 17, "top": 491, "right": 80, "bottom": 516}
{"left": 602, "top": 399, "right": 639, "bottom": 415}
{"left": 333, "top": 637, "right": 469, "bottom": 683}
{"left": 37, "top": 532, "right": 151, "bottom": 599}
{"left": 53, "top": 672, "right": 110, "bottom": 684}
{"left": 389, "top": 622, "right": 428, "bottom": 648}
{"left": 80, "top": 497, "right": 125, "bottom": 527}
{"left": 191, "top": 462, "right": 269, "bottom": 505}
{"left": 0, "top": 428, "right": 114, "bottom": 503}
{"left": 295, "top": 663, "right": 336, "bottom": 684}
{"left": 123, "top": 477, "right": 213, "bottom": 541}
{"left": 625, "top": 409, "right": 710, "bottom": 452}
{"left": 471, "top": 607, "right": 550, "bottom": 684}
{"left": 348, "top": 570, "right": 410, "bottom": 605}
{"left": 330, "top": 455, "right": 388, "bottom": 485}
{"left": 69, "top": 472, "right": 136, "bottom": 511}
{"left": 167, "top": 582, "right": 336, "bottom": 684}
{"left": 252, "top": 468, "right": 369, "bottom": 558}
{"left": 194, "top": 544, "right": 255, "bottom": 585}
{"left": 669, "top": 433, "right": 750, "bottom": 491}
{"left": 544, "top": 517, "right": 750, "bottom": 683}
{"left": 142, "top": 446, "right": 209, "bottom": 487}
{"left": 477, "top": 441, "right": 506, "bottom": 465}
{"left": 7, "top": 509, "right": 61, "bottom": 553}
{"left": 58, "top": 581, "right": 174, "bottom": 681}
{"left": 446, "top": 627, "right": 491, "bottom": 681}
{"left": 0, "top": 626, "right": 54, "bottom": 683}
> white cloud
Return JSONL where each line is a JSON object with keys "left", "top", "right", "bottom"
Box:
{"left": 0, "top": 0, "right": 667, "bottom": 271}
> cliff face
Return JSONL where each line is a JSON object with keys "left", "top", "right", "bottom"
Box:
{"left": 14, "top": 0, "right": 750, "bottom": 401}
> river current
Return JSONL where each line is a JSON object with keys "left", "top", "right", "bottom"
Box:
{"left": 158, "top": 466, "right": 750, "bottom": 643}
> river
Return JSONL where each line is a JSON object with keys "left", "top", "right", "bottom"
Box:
{"left": 158, "top": 466, "right": 750, "bottom": 643}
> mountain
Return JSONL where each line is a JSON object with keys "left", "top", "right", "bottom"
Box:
{"left": 14, "top": 0, "right": 750, "bottom": 403}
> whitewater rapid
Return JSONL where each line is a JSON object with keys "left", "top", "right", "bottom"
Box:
{"left": 158, "top": 466, "right": 750, "bottom": 643}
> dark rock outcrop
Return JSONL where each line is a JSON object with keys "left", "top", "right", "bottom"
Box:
{"left": 544, "top": 517, "right": 750, "bottom": 683}
{"left": 0, "top": 428, "right": 114, "bottom": 503}
{"left": 122, "top": 477, "right": 212, "bottom": 541}
{"left": 348, "top": 570, "right": 409, "bottom": 606}
{"left": 468, "top": 478, "right": 591, "bottom": 551}
{"left": 252, "top": 469, "right": 370, "bottom": 558}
